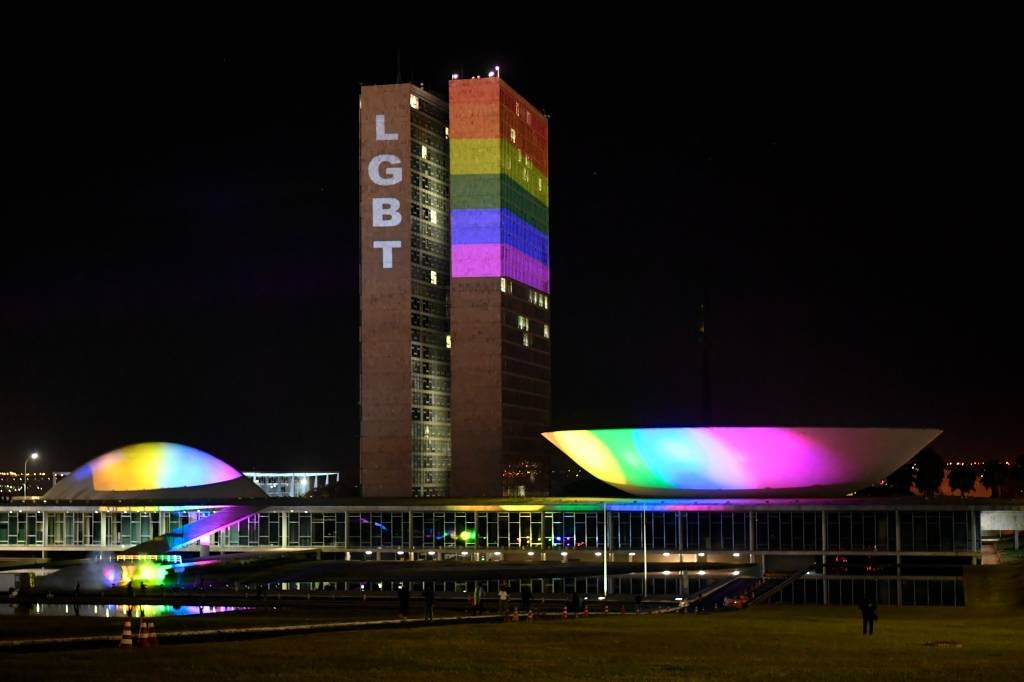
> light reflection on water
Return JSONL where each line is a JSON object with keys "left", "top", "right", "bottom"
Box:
{"left": 3, "top": 603, "right": 250, "bottom": 617}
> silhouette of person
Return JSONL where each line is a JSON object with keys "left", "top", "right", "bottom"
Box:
{"left": 520, "top": 584, "right": 532, "bottom": 612}
{"left": 398, "top": 583, "right": 410, "bottom": 619}
{"left": 474, "top": 583, "right": 485, "bottom": 615}
{"left": 422, "top": 584, "right": 435, "bottom": 623}
{"left": 859, "top": 598, "right": 877, "bottom": 635}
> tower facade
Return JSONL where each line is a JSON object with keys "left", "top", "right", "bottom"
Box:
{"left": 359, "top": 84, "right": 452, "bottom": 497}
{"left": 448, "top": 77, "right": 551, "bottom": 496}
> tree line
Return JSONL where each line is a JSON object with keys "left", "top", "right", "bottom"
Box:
{"left": 883, "top": 449, "right": 1024, "bottom": 498}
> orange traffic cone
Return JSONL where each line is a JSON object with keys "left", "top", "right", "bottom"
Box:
{"left": 138, "top": 620, "right": 150, "bottom": 648}
{"left": 512, "top": 608, "right": 519, "bottom": 622}
{"left": 148, "top": 620, "right": 158, "bottom": 647}
{"left": 562, "top": 606, "right": 568, "bottom": 621}
{"left": 119, "top": 619, "right": 133, "bottom": 649}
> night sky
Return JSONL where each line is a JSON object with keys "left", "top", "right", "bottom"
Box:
{"left": 3, "top": 31, "right": 1019, "bottom": 480}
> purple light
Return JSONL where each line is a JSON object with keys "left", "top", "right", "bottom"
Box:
{"left": 542, "top": 427, "right": 942, "bottom": 497}
{"left": 452, "top": 244, "right": 549, "bottom": 292}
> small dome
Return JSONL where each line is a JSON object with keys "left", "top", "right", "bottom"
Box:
{"left": 45, "top": 442, "right": 266, "bottom": 500}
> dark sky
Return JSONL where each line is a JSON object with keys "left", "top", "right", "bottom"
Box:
{"left": 2, "top": 30, "right": 1020, "bottom": 478}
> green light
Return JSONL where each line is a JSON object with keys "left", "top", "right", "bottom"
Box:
{"left": 458, "top": 529, "right": 476, "bottom": 543}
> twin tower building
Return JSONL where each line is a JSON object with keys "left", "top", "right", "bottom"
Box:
{"left": 359, "top": 76, "right": 551, "bottom": 498}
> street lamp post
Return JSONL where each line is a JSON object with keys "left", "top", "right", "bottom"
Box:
{"left": 23, "top": 452, "right": 39, "bottom": 499}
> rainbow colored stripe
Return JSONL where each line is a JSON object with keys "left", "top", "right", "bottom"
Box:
{"left": 543, "top": 428, "right": 942, "bottom": 496}
{"left": 449, "top": 78, "right": 550, "bottom": 293}
{"left": 66, "top": 442, "right": 242, "bottom": 492}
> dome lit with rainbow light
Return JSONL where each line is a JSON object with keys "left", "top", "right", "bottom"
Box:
{"left": 45, "top": 442, "right": 266, "bottom": 501}
{"left": 542, "top": 427, "right": 941, "bottom": 497}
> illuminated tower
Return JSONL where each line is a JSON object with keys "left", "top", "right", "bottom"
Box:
{"left": 448, "top": 76, "right": 551, "bottom": 496}
{"left": 358, "top": 84, "right": 452, "bottom": 497}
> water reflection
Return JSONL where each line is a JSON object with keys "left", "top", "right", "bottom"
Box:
{"left": 3, "top": 603, "right": 249, "bottom": 617}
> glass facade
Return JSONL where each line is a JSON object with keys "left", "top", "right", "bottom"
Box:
{"left": 0, "top": 503, "right": 993, "bottom": 608}
{"left": 409, "top": 94, "right": 452, "bottom": 497}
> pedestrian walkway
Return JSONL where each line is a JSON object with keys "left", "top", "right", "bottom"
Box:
{"left": 0, "top": 612, "right": 505, "bottom": 652}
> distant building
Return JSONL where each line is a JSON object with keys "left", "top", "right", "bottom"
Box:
{"left": 0, "top": 472, "right": 68, "bottom": 500}
{"left": 244, "top": 472, "right": 341, "bottom": 498}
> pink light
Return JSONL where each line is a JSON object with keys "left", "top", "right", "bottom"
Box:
{"left": 543, "top": 427, "right": 942, "bottom": 497}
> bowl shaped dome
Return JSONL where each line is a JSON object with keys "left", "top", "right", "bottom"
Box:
{"left": 542, "top": 427, "right": 940, "bottom": 497}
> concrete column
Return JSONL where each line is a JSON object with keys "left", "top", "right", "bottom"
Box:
{"left": 749, "top": 511, "right": 756, "bottom": 570}
{"left": 968, "top": 509, "right": 979, "bottom": 565}
{"left": 602, "top": 504, "right": 609, "bottom": 596}
{"left": 895, "top": 509, "right": 902, "bottom": 606}
{"left": 642, "top": 508, "right": 648, "bottom": 598}
{"left": 821, "top": 511, "right": 828, "bottom": 606}
{"left": 281, "top": 511, "right": 289, "bottom": 548}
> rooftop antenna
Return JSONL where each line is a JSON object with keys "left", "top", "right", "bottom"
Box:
{"left": 698, "top": 284, "right": 712, "bottom": 425}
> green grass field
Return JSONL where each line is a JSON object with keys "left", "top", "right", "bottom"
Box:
{"left": 6, "top": 606, "right": 1023, "bottom": 680}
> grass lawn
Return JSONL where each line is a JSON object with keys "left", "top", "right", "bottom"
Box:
{"left": 6, "top": 606, "right": 1024, "bottom": 680}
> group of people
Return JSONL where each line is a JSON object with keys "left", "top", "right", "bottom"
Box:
{"left": 723, "top": 589, "right": 754, "bottom": 609}
{"left": 470, "top": 582, "right": 533, "bottom": 616}
{"left": 397, "top": 583, "right": 435, "bottom": 622}
{"left": 398, "top": 582, "right": 536, "bottom": 622}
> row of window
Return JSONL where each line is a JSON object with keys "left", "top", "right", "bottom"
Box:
{"left": 411, "top": 390, "right": 451, "bottom": 408}
{"left": 410, "top": 250, "right": 448, "bottom": 271}
{"left": 409, "top": 217, "right": 446, "bottom": 243}
{"left": 411, "top": 297, "right": 447, "bottom": 316}
{"left": 410, "top": 156, "right": 447, "bottom": 182}
{"left": 411, "top": 376, "right": 450, "bottom": 393}
{"left": 411, "top": 360, "right": 450, "bottom": 378}
{"left": 408, "top": 94, "right": 448, "bottom": 125}
{"left": 409, "top": 325, "right": 446, "bottom": 348}
{"left": 410, "top": 235, "right": 449, "bottom": 259}
{"left": 0, "top": 510, "right": 982, "bottom": 554}
{"left": 412, "top": 423, "right": 450, "bottom": 439}
{"left": 410, "top": 313, "right": 446, "bottom": 333}
{"left": 411, "top": 454, "right": 451, "bottom": 470}
{"left": 410, "top": 191, "right": 449, "bottom": 215}
{"left": 409, "top": 123, "right": 447, "bottom": 157}
{"left": 410, "top": 173, "right": 449, "bottom": 196}
{"left": 411, "top": 407, "right": 450, "bottom": 423}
